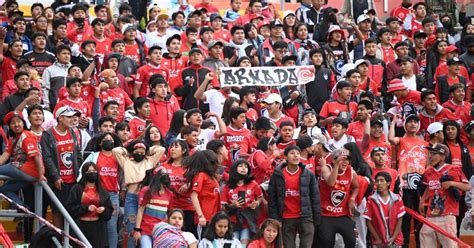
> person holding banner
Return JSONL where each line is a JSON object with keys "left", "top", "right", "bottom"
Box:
{"left": 420, "top": 143, "right": 470, "bottom": 248}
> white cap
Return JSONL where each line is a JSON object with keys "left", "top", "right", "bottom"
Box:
{"left": 312, "top": 134, "right": 327, "bottom": 145}
{"left": 427, "top": 122, "right": 444, "bottom": 135}
{"left": 283, "top": 10, "right": 295, "bottom": 19}
{"left": 357, "top": 14, "right": 371, "bottom": 24}
{"left": 341, "top": 63, "right": 356, "bottom": 77}
{"left": 263, "top": 93, "right": 283, "bottom": 104}
{"left": 354, "top": 59, "right": 370, "bottom": 68}
{"left": 121, "top": 23, "right": 136, "bottom": 34}
{"left": 55, "top": 106, "right": 80, "bottom": 119}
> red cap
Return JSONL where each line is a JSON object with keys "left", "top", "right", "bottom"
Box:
{"left": 387, "top": 79, "right": 407, "bottom": 93}
{"left": 446, "top": 45, "right": 459, "bottom": 54}
{"left": 4, "top": 111, "right": 24, "bottom": 125}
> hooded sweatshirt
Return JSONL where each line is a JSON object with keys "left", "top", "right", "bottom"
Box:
{"left": 148, "top": 95, "right": 181, "bottom": 136}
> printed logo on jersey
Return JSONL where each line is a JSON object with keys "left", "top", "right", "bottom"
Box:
{"left": 331, "top": 190, "right": 346, "bottom": 207}
{"left": 60, "top": 152, "right": 73, "bottom": 168}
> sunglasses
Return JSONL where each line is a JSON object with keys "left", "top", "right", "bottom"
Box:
{"left": 372, "top": 147, "right": 386, "bottom": 153}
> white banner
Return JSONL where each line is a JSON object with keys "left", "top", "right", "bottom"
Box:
{"left": 219, "top": 66, "right": 315, "bottom": 87}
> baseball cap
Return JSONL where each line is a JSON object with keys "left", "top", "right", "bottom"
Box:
{"left": 446, "top": 45, "right": 459, "bottom": 54}
{"left": 427, "top": 122, "right": 443, "bottom": 135}
{"left": 385, "top": 16, "right": 403, "bottom": 25}
{"left": 447, "top": 57, "right": 463, "bottom": 66}
{"left": 283, "top": 10, "right": 296, "bottom": 19}
{"left": 332, "top": 117, "right": 349, "bottom": 129}
{"left": 413, "top": 30, "right": 428, "bottom": 39}
{"left": 189, "top": 48, "right": 203, "bottom": 56}
{"left": 387, "top": 79, "right": 407, "bottom": 93}
{"left": 328, "top": 25, "right": 345, "bottom": 37}
{"left": 302, "top": 108, "right": 317, "bottom": 117}
{"left": 207, "top": 40, "right": 224, "bottom": 49}
{"left": 354, "top": 59, "right": 369, "bottom": 68}
{"left": 121, "top": 23, "right": 136, "bottom": 34}
{"left": 55, "top": 106, "right": 81, "bottom": 119}
{"left": 425, "top": 143, "right": 450, "bottom": 156}
{"left": 210, "top": 13, "right": 223, "bottom": 22}
{"left": 357, "top": 14, "right": 371, "bottom": 24}
{"left": 312, "top": 134, "right": 327, "bottom": 145}
{"left": 322, "top": 7, "right": 338, "bottom": 14}
{"left": 465, "top": 120, "right": 474, "bottom": 133}
{"left": 270, "top": 20, "right": 283, "bottom": 29}
{"left": 331, "top": 148, "right": 351, "bottom": 159}
{"left": 396, "top": 55, "right": 413, "bottom": 64}
{"left": 263, "top": 93, "right": 283, "bottom": 104}
{"left": 371, "top": 119, "right": 384, "bottom": 127}
{"left": 3, "top": 111, "right": 24, "bottom": 125}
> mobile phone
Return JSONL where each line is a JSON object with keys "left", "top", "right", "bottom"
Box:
{"left": 238, "top": 191, "right": 246, "bottom": 202}
{"left": 223, "top": 243, "right": 232, "bottom": 248}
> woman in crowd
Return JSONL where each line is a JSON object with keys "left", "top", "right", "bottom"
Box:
{"left": 165, "top": 109, "right": 188, "bottom": 147}
{"left": 198, "top": 211, "right": 243, "bottom": 248}
{"left": 112, "top": 140, "right": 165, "bottom": 248}
{"left": 222, "top": 159, "right": 263, "bottom": 246}
{"left": 293, "top": 23, "right": 320, "bottom": 65}
{"left": 426, "top": 39, "right": 449, "bottom": 89}
{"left": 67, "top": 162, "right": 113, "bottom": 248}
{"left": 247, "top": 219, "right": 283, "bottom": 248}
{"left": 133, "top": 169, "right": 173, "bottom": 247}
{"left": 184, "top": 150, "right": 221, "bottom": 237}
{"left": 283, "top": 11, "right": 297, "bottom": 40}
{"left": 115, "top": 122, "right": 131, "bottom": 146}
{"left": 161, "top": 140, "right": 194, "bottom": 232}
{"left": 0, "top": 111, "right": 45, "bottom": 205}
{"left": 81, "top": 132, "right": 121, "bottom": 248}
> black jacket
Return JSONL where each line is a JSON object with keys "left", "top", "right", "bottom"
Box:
{"left": 445, "top": 142, "right": 473, "bottom": 179}
{"left": 66, "top": 184, "right": 113, "bottom": 222}
{"left": 305, "top": 66, "right": 333, "bottom": 113}
{"left": 40, "top": 128, "right": 83, "bottom": 183}
{"left": 395, "top": 74, "right": 427, "bottom": 92}
{"left": 174, "top": 64, "right": 211, "bottom": 113}
{"left": 436, "top": 75, "right": 467, "bottom": 104}
{"left": 0, "top": 91, "right": 24, "bottom": 124}
{"left": 268, "top": 162, "right": 321, "bottom": 225}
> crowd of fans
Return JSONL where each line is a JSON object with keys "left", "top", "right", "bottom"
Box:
{"left": 0, "top": 0, "right": 473, "bottom": 247}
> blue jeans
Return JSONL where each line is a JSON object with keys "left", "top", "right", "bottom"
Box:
{"left": 124, "top": 192, "right": 139, "bottom": 248}
{"left": 140, "top": 234, "right": 152, "bottom": 248}
{"left": 107, "top": 192, "right": 119, "bottom": 248}
{"left": 0, "top": 163, "right": 36, "bottom": 205}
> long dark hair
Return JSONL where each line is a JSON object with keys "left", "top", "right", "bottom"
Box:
{"left": 443, "top": 120, "right": 462, "bottom": 144}
{"left": 250, "top": 219, "right": 283, "bottom": 248}
{"left": 95, "top": 132, "right": 121, "bottom": 152}
{"left": 343, "top": 142, "right": 372, "bottom": 179}
{"left": 203, "top": 211, "right": 233, "bottom": 241}
{"left": 167, "top": 109, "right": 187, "bottom": 137}
{"left": 167, "top": 139, "right": 189, "bottom": 164}
{"left": 79, "top": 162, "right": 110, "bottom": 206}
{"left": 227, "top": 159, "right": 254, "bottom": 189}
{"left": 183, "top": 150, "right": 219, "bottom": 182}
{"left": 144, "top": 125, "right": 165, "bottom": 148}
{"left": 140, "top": 169, "right": 171, "bottom": 205}
{"left": 222, "top": 97, "right": 239, "bottom": 126}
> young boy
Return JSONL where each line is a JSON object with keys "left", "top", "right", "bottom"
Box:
{"left": 347, "top": 100, "right": 373, "bottom": 146}
{"left": 54, "top": 77, "right": 91, "bottom": 128}
{"left": 442, "top": 84, "right": 471, "bottom": 129}
{"left": 327, "top": 117, "right": 355, "bottom": 150}
{"left": 364, "top": 172, "right": 405, "bottom": 247}
{"left": 134, "top": 45, "right": 169, "bottom": 99}
{"left": 42, "top": 44, "right": 72, "bottom": 110}
{"left": 129, "top": 97, "right": 150, "bottom": 140}
{"left": 222, "top": 107, "right": 251, "bottom": 167}
{"left": 223, "top": 0, "right": 242, "bottom": 23}
{"left": 376, "top": 28, "right": 396, "bottom": 64}
{"left": 370, "top": 148, "right": 400, "bottom": 193}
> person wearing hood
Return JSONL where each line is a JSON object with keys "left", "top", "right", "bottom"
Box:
{"left": 388, "top": 113, "right": 427, "bottom": 248}
{"left": 455, "top": 23, "right": 474, "bottom": 54}
{"left": 304, "top": 48, "right": 335, "bottom": 113}
{"left": 148, "top": 76, "right": 180, "bottom": 136}
{"left": 418, "top": 89, "right": 458, "bottom": 135}
{"left": 268, "top": 145, "right": 320, "bottom": 248}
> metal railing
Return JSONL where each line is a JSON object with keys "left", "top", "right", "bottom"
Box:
{"left": 0, "top": 175, "right": 92, "bottom": 248}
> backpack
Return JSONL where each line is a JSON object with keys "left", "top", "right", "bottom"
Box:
{"left": 152, "top": 222, "right": 187, "bottom": 248}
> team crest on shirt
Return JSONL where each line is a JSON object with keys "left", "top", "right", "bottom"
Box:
{"left": 193, "top": 182, "right": 199, "bottom": 187}
{"left": 60, "top": 152, "right": 73, "bottom": 168}
{"left": 331, "top": 190, "right": 346, "bottom": 207}
{"left": 27, "top": 143, "right": 34, "bottom": 150}
{"left": 138, "top": 125, "right": 145, "bottom": 132}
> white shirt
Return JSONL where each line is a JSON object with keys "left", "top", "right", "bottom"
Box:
{"left": 204, "top": 89, "right": 239, "bottom": 125}
{"left": 402, "top": 74, "right": 417, "bottom": 91}
{"left": 327, "top": 134, "right": 355, "bottom": 151}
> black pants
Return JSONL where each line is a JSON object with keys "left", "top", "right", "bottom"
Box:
{"left": 318, "top": 216, "right": 356, "bottom": 247}
{"left": 282, "top": 217, "right": 315, "bottom": 248}
{"left": 402, "top": 189, "right": 421, "bottom": 248}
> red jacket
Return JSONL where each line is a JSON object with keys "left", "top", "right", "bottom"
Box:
{"left": 148, "top": 96, "right": 180, "bottom": 136}
{"left": 363, "top": 192, "right": 406, "bottom": 246}
{"left": 418, "top": 105, "right": 458, "bottom": 132}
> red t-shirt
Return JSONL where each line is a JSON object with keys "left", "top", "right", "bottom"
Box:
{"left": 447, "top": 142, "right": 462, "bottom": 167}
{"left": 82, "top": 185, "right": 100, "bottom": 218}
{"left": 320, "top": 165, "right": 353, "bottom": 217}
{"left": 319, "top": 100, "right": 358, "bottom": 130}
{"left": 282, "top": 166, "right": 302, "bottom": 219}
{"left": 391, "top": 6, "right": 411, "bottom": 21}
{"left": 250, "top": 150, "right": 276, "bottom": 184}
{"left": 468, "top": 145, "right": 474, "bottom": 166}
{"left": 7, "top": 131, "right": 43, "bottom": 179}
{"left": 222, "top": 126, "right": 252, "bottom": 165}
{"left": 135, "top": 63, "right": 170, "bottom": 97}
{"left": 0, "top": 57, "right": 17, "bottom": 83}
{"left": 381, "top": 46, "right": 396, "bottom": 64}
{"left": 191, "top": 172, "right": 220, "bottom": 223}
{"left": 54, "top": 97, "right": 90, "bottom": 118}
{"left": 300, "top": 156, "right": 316, "bottom": 175}
{"left": 213, "top": 29, "right": 231, "bottom": 43}
{"left": 347, "top": 121, "right": 365, "bottom": 146}
{"left": 129, "top": 116, "right": 147, "bottom": 140}
{"left": 442, "top": 100, "right": 471, "bottom": 130}
{"left": 100, "top": 87, "right": 133, "bottom": 122}
{"left": 269, "top": 114, "right": 295, "bottom": 129}
{"left": 124, "top": 42, "right": 147, "bottom": 66}
{"left": 96, "top": 152, "right": 119, "bottom": 192}
{"left": 161, "top": 162, "right": 193, "bottom": 211}
{"left": 58, "top": 84, "right": 95, "bottom": 114}
{"left": 240, "top": 134, "right": 259, "bottom": 157}
{"left": 397, "top": 136, "right": 428, "bottom": 189}
{"left": 85, "top": 35, "right": 112, "bottom": 58}
{"left": 52, "top": 128, "right": 76, "bottom": 183}
{"left": 422, "top": 163, "right": 468, "bottom": 216}
{"left": 222, "top": 180, "right": 263, "bottom": 223}
{"left": 398, "top": 90, "right": 422, "bottom": 106}
{"left": 138, "top": 186, "right": 172, "bottom": 235}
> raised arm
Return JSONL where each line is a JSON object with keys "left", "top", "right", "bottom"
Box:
{"left": 388, "top": 115, "right": 401, "bottom": 146}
